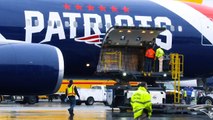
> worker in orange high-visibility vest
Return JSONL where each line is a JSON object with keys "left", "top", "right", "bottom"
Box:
{"left": 144, "top": 46, "right": 155, "bottom": 72}
{"left": 66, "top": 80, "right": 80, "bottom": 117}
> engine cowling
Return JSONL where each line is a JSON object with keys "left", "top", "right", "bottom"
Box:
{"left": 0, "top": 43, "right": 64, "bottom": 95}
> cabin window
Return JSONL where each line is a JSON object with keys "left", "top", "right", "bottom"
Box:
{"left": 56, "top": 21, "right": 61, "bottom": 27}
{"left": 26, "top": 19, "right": 31, "bottom": 26}
{"left": 90, "top": 23, "right": 94, "bottom": 28}
{"left": 48, "top": 21, "right": 52, "bottom": 26}
{"left": 34, "top": 20, "right": 39, "bottom": 26}
{"left": 170, "top": 25, "right": 175, "bottom": 32}
{"left": 122, "top": 24, "right": 127, "bottom": 26}
{"left": 115, "top": 23, "right": 119, "bottom": 26}
{"left": 178, "top": 26, "right": 183, "bottom": 32}
{"left": 98, "top": 23, "right": 103, "bottom": 29}
{"left": 106, "top": 23, "right": 111, "bottom": 29}
{"left": 73, "top": 21, "right": 78, "bottom": 27}
{"left": 65, "top": 21, "right": 70, "bottom": 27}
{"left": 162, "top": 25, "right": 167, "bottom": 28}
{"left": 155, "top": 25, "right": 160, "bottom": 28}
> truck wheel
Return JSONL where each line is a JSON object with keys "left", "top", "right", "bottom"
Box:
{"left": 24, "top": 96, "right": 38, "bottom": 104}
{"left": 103, "top": 101, "right": 108, "bottom": 106}
{"left": 85, "top": 97, "right": 94, "bottom": 105}
{"left": 60, "top": 95, "right": 66, "bottom": 103}
{"left": 203, "top": 96, "right": 213, "bottom": 105}
{"left": 76, "top": 100, "right": 82, "bottom": 105}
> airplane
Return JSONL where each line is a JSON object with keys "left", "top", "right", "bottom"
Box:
{"left": 0, "top": 0, "right": 213, "bottom": 95}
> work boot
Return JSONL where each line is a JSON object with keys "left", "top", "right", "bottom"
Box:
{"left": 68, "top": 109, "right": 74, "bottom": 116}
{"left": 69, "top": 115, "right": 74, "bottom": 120}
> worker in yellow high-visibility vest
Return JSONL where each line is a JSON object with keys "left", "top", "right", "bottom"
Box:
{"left": 131, "top": 82, "right": 152, "bottom": 120}
{"left": 66, "top": 80, "right": 80, "bottom": 117}
{"left": 155, "top": 47, "right": 165, "bottom": 72}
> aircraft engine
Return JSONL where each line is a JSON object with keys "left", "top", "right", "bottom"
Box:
{"left": 0, "top": 44, "right": 64, "bottom": 95}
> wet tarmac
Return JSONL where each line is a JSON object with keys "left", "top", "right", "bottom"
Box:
{"left": 0, "top": 100, "right": 212, "bottom": 120}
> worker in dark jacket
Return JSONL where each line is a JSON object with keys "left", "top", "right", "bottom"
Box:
{"left": 66, "top": 80, "right": 80, "bottom": 116}
{"left": 184, "top": 86, "right": 193, "bottom": 104}
{"left": 131, "top": 82, "right": 152, "bottom": 120}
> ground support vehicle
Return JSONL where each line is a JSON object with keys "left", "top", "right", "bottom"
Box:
{"left": 106, "top": 85, "right": 166, "bottom": 112}
{"left": 14, "top": 95, "right": 39, "bottom": 104}
{"left": 55, "top": 79, "right": 139, "bottom": 103}
{"left": 0, "top": 95, "right": 38, "bottom": 104}
{"left": 196, "top": 89, "right": 213, "bottom": 105}
{"left": 76, "top": 85, "right": 107, "bottom": 105}
{"left": 200, "top": 78, "right": 213, "bottom": 105}
{"left": 56, "top": 84, "right": 107, "bottom": 105}
{"left": 95, "top": 26, "right": 185, "bottom": 112}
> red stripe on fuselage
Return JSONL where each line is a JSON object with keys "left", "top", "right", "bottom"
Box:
{"left": 78, "top": 35, "right": 99, "bottom": 40}
{"left": 186, "top": 2, "right": 213, "bottom": 21}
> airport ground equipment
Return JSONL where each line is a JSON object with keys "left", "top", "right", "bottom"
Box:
{"left": 197, "top": 89, "right": 213, "bottom": 105}
{"left": 188, "top": 104, "right": 213, "bottom": 119}
{"left": 53, "top": 79, "right": 139, "bottom": 103}
{"left": 170, "top": 53, "right": 184, "bottom": 103}
{"left": 0, "top": 95, "right": 38, "bottom": 104}
{"left": 75, "top": 85, "right": 107, "bottom": 105}
{"left": 96, "top": 26, "right": 185, "bottom": 111}
{"left": 55, "top": 84, "right": 107, "bottom": 105}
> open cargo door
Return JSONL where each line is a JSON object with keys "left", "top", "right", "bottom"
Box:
{"left": 97, "top": 26, "right": 166, "bottom": 75}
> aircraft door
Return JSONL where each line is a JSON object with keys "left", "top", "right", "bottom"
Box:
{"left": 201, "top": 17, "right": 213, "bottom": 46}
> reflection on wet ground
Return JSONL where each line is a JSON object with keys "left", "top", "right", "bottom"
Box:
{"left": 0, "top": 101, "right": 211, "bottom": 120}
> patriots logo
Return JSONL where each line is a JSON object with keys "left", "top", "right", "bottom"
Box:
{"left": 74, "top": 34, "right": 105, "bottom": 47}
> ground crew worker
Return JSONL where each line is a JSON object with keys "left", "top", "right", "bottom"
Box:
{"left": 183, "top": 90, "right": 187, "bottom": 103}
{"left": 184, "top": 86, "right": 193, "bottom": 104}
{"left": 131, "top": 82, "right": 152, "bottom": 120}
{"left": 66, "top": 80, "right": 80, "bottom": 116}
{"left": 155, "top": 47, "right": 165, "bottom": 72}
{"left": 144, "top": 46, "right": 155, "bottom": 72}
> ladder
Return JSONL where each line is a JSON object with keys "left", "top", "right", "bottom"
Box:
{"left": 170, "top": 53, "right": 184, "bottom": 104}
